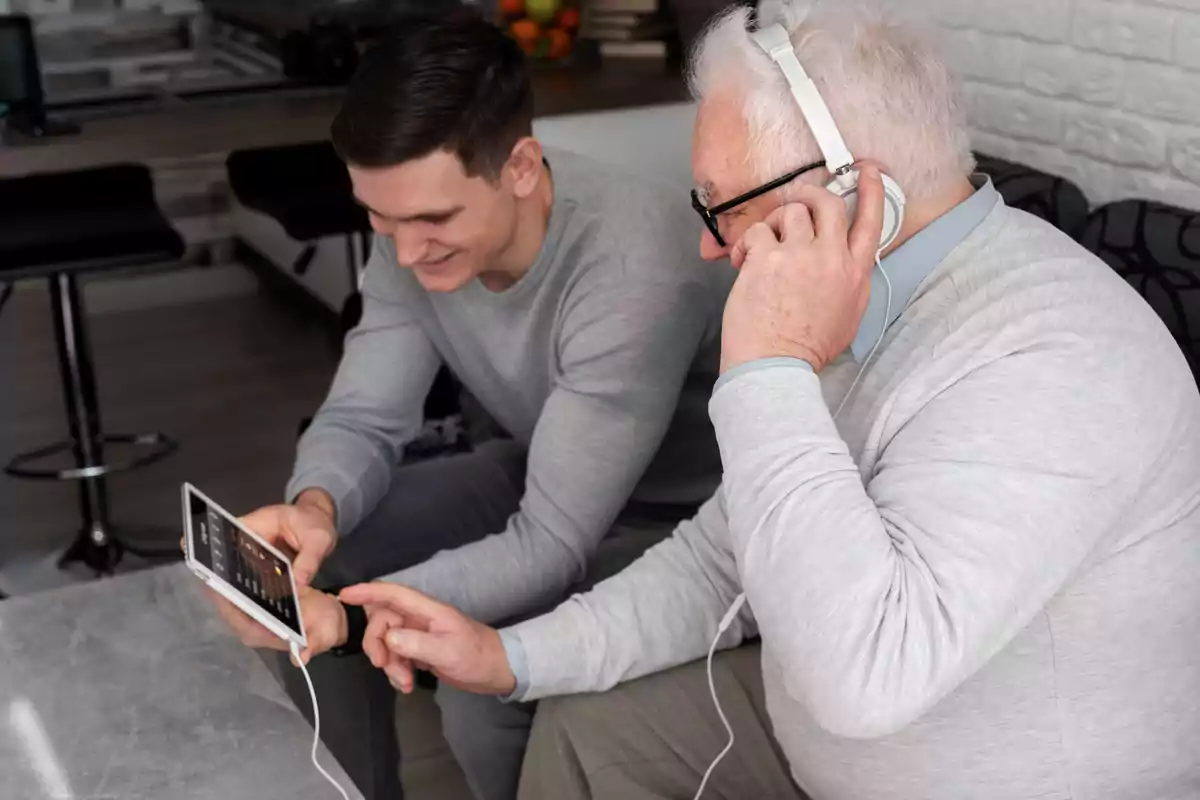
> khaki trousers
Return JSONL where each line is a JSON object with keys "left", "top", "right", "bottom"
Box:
{"left": 519, "top": 644, "right": 808, "bottom": 800}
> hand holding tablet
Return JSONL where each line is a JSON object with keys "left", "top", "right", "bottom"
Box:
{"left": 182, "top": 483, "right": 352, "bottom": 799}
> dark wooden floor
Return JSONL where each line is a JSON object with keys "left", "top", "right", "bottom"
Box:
{"left": 0, "top": 274, "right": 340, "bottom": 585}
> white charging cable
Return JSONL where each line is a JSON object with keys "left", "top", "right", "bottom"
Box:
{"left": 290, "top": 642, "right": 353, "bottom": 800}
{"left": 693, "top": 256, "right": 892, "bottom": 800}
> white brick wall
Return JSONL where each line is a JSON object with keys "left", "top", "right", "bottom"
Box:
{"left": 914, "top": 0, "right": 1200, "bottom": 210}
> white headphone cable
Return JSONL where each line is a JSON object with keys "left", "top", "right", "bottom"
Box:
{"left": 835, "top": 253, "right": 892, "bottom": 419}
{"left": 693, "top": 255, "right": 892, "bottom": 800}
{"left": 291, "top": 642, "right": 352, "bottom": 800}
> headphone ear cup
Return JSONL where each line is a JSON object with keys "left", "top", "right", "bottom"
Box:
{"left": 829, "top": 171, "right": 907, "bottom": 253}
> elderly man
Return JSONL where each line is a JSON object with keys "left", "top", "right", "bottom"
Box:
{"left": 342, "top": 3, "right": 1200, "bottom": 799}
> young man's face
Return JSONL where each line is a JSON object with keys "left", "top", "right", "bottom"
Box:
{"left": 349, "top": 149, "right": 519, "bottom": 292}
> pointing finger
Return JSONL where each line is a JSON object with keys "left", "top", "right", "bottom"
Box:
{"left": 339, "top": 582, "right": 448, "bottom": 626}
{"left": 790, "top": 183, "right": 849, "bottom": 243}
{"left": 385, "top": 628, "right": 450, "bottom": 670}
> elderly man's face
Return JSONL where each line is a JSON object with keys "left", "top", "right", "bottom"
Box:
{"left": 692, "top": 91, "right": 787, "bottom": 261}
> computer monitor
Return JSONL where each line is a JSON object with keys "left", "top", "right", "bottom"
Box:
{"left": 0, "top": 15, "right": 79, "bottom": 137}
{"left": 0, "top": 15, "right": 45, "bottom": 117}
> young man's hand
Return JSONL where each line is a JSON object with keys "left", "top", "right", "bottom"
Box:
{"left": 206, "top": 585, "right": 348, "bottom": 665}
{"left": 239, "top": 488, "right": 338, "bottom": 587}
{"left": 340, "top": 583, "right": 518, "bottom": 697}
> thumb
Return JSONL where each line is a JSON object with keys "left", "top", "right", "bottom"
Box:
{"left": 290, "top": 544, "right": 323, "bottom": 588}
{"left": 386, "top": 628, "right": 452, "bottom": 670}
{"left": 848, "top": 163, "right": 887, "bottom": 263}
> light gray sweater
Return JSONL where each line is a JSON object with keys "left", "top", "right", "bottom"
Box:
{"left": 287, "top": 149, "right": 734, "bottom": 624}
{"left": 504, "top": 194, "right": 1200, "bottom": 798}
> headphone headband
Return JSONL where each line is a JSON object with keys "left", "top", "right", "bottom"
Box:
{"left": 750, "top": 23, "right": 855, "bottom": 177}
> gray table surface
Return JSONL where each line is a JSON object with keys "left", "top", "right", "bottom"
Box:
{"left": 0, "top": 564, "right": 365, "bottom": 800}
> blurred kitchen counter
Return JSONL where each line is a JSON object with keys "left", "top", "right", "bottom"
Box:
{"left": 2, "top": 61, "right": 689, "bottom": 178}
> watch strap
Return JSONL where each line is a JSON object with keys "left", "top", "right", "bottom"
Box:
{"left": 324, "top": 585, "right": 367, "bottom": 657}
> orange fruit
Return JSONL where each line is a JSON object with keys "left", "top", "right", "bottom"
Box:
{"left": 500, "top": 0, "right": 524, "bottom": 16}
{"left": 546, "top": 28, "right": 572, "bottom": 59}
{"left": 509, "top": 18, "right": 540, "bottom": 42}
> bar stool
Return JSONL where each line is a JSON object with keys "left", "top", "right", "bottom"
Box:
{"left": 226, "top": 140, "right": 371, "bottom": 323}
{"left": 1, "top": 164, "right": 185, "bottom": 574}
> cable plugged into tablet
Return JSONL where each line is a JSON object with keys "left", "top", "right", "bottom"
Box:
{"left": 291, "top": 641, "right": 352, "bottom": 800}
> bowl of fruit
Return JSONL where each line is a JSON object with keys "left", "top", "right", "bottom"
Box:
{"left": 501, "top": 0, "right": 582, "bottom": 63}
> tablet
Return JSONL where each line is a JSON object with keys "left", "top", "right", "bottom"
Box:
{"left": 182, "top": 482, "right": 307, "bottom": 649}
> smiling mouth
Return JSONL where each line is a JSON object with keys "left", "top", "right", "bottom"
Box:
{"left": 417, "top": 251, "right": 457, "bottom": 268}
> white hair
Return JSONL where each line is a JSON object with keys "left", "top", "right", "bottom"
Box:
{"left": 688, "top": 0, "right": 974, "bottom": 202}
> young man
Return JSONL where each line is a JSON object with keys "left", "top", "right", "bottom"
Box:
{"left": 206, "top": 12, "right": 733, "bottom": 800}
{"left": 346, "top": 3, "right": 1200, "bottom": 799}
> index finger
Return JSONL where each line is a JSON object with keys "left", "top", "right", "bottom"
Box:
{"left": 339, "top": 582, "right": 446, "bottom": 625}
{"left": 848, "top": 164, "right": 887, "bottom": 263}
{"left": 729, "top": 220, "right": 780, "bottom": 270}
{"left": 790, "top": 183, "right": 849, "bottom": 243}
{"left": 239, "top": 507, "right": 284, "bottom": 545}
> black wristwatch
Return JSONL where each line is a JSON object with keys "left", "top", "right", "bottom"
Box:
{"left": 325, "top": 586, "right": 367, "bottom": 657}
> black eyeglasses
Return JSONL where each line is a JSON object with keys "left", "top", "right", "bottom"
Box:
{"left": 690, "top": 160, "right": 826, "bottom": 248}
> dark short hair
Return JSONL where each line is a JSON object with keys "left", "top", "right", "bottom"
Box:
{"left": 330, "top": 11, "right": 534, "bottom": 180}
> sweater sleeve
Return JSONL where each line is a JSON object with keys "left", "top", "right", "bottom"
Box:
{"left": 286, "top": 245, "right": 441, "bottom": 533}
{"left": 502, "top": 490, "right": 756, "bottom": 701}
{"left": 708, "top": 333, "right": 1187, "bottom": 739}
{"left": 381, "top": 272, "right": 719, "bottom": 624}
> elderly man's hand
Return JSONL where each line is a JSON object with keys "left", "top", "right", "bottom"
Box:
{"left": 339, "top": 582, "right": 517, "bottom": 697}
{"left": 722, "top": 164, "right": 887, "bottom": 373}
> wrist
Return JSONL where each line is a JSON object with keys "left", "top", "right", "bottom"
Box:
{"left": 334, "top": 597, "right": 349, "bottom": 648}
{"left": 486, "top": 628, "right": 518, "bottom": 696}
{"left": 721, "top": 342, "right": 822, "bottom": 375}
{"left": 295, "top": 488, "right": 337, "bottom": 529}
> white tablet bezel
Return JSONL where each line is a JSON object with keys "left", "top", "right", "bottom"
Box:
{"left": 182, "top": 482, "right": 308, "bottom": 649}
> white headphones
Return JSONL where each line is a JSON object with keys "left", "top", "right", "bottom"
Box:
{"left": 751, "top": 23, "right": 906, "bottom": 252}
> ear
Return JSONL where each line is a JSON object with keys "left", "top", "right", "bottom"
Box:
{"left": 505, "top": 137, "right": 546, "bottom": 199}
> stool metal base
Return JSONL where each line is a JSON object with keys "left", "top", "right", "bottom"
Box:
{"left": 60, "top": 525, "right": 125, "bottom": 574}
{"left": 57, "top": 524, "right": 182, "bottom": 576}
{"left": 5, "top": 433, "right": 176, "bottom": 481}
{"left": 3, "top": 271, "right": 179, "bottom": 578}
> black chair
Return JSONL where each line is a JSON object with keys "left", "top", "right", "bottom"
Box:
{"left": 1, "top": 164, "right": 186, "bottom": 574}
{"left": 1080, "top": 200, "right": 1200, "bottom": 383}
{"left": 974, "top": 152, "right": 1090, "bottom": 240}
{"left": 226, "top": 140, "right": 371, "bottom": 332}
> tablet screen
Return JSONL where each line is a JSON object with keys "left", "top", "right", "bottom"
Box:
{"left": 187, "top": 488, "right": 303, "bottom": 639}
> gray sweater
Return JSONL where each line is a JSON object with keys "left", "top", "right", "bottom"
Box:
{"left": 287, "top": 149, "right": 734, "bottom": 623}
{"left": 504, "top": 193, "right": 1200, "bottom": 798}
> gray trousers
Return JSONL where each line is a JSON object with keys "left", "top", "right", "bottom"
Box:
{"left": 518, "top": 643, "right": 807, "bottom": 800}
{"left": 278, "top": 440, "right": 680, "bottom": 800}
